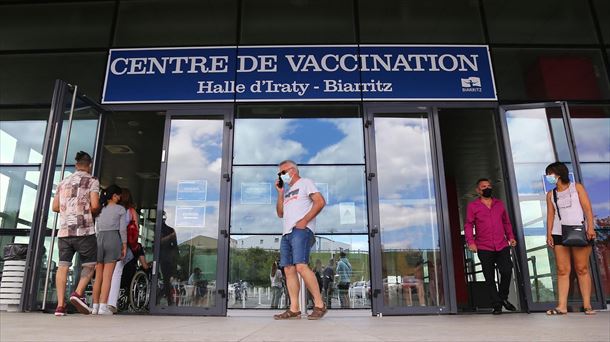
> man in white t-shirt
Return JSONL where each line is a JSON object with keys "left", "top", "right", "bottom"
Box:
{"left": 273, "top": 160, "right": 327, "bottom": 320}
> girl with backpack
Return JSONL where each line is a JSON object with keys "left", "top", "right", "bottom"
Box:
{"left": 92, "top": 185, "right": 127, "bottom": 315}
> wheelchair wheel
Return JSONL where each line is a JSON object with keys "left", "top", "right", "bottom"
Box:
{"left": 117, "top": 288, "right": 130, "bottom": 312}
{"left": 129, "top": 270, "right": 150, "bottom": 312}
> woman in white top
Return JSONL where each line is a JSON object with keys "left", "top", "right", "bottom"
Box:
{"left": 270, "top": 260, "right": 283, "bottom": 309}
{"left": 544, "top": 162, "right": 596, "bottom": 315}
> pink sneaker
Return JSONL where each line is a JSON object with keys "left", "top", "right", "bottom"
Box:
{"left": 54, "top": 305, "right": 67, "bottom": 316}
{"left": 69, "top": 291, "right": 91, "bottom": 315}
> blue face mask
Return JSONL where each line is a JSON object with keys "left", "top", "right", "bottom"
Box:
{"left": 545, "top": 174, "right": 558, "bottom": 185}
{"left": 280, "top": 172, "right": 292, "bottom": 185}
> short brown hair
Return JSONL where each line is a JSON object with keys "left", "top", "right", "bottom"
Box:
{"left": 545, "top": 162, "right": 570, "bottom": 184}
{"left": 476, "top": 178, "right": 491, "bottom": 186}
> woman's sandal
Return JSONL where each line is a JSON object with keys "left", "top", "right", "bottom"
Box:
{"left": 583, "top": 307, "right": 596, "bottom": 315}
{"left": 546, "top": 308, "right": 567, "bottom": 315}
{"left": 273, "top": 309, "right": 301, "bottom": 320}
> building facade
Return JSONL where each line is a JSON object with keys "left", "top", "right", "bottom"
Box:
{"left": 0, "top": 0, "right": 609, "bottom": 316}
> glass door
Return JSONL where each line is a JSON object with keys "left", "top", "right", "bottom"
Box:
{"left": 21, "top": 80, "right": 105, "bottom": 311}
{"left": 499, "top": 102, "right": 605, "bottom": 311}
{"left": 150, "top": 107, "right": 232, "bottom": 315}
{"left": 229, "top": 104, "right": 370, "bottom": 311}
{"left": 365, "top": 104, "right": 450, "bottom": 315}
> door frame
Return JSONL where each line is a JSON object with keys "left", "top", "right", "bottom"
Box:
{"left": 498, "top": 102, "right": 606, "bottom": 311}
{"left": 148, "top": 104, "right": 233, "bottom": 316}
{"left": 364, "top": 102, "right": 456, "bottom": 315}
{"left": 21, "top": 80, "right": 108, "bottom": 311}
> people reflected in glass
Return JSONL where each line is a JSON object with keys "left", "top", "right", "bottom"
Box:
{"left": 270, "top": 260, "right": 283, "bottom": 309}
{"left": 322, "top": 258, "right": 335, "bottom": 308}
{"left": 188, "top": 267, "right": 208, "bottom": 306}
{"left": 159, "top": 213, "right": 179, "bottom": 306}
{"left": 336, "top": 251, "right": 352, "bottom": 308}
{"left": 401, "top": 251, "right": 426, "bottom": 306}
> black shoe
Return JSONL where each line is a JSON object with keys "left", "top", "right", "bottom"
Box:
{"left": 492, "top": 306, "right": 503, "bottom": 315}
{"left": 502, "top": 300, "right": 517, "bottom": 311}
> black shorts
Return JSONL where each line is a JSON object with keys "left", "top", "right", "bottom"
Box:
{"left": 58, "top": 235, "right": 97, "bottom": 267}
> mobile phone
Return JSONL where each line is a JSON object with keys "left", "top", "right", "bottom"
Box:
{"left": 278, "top": 175, "right": 284, "bottom": 188}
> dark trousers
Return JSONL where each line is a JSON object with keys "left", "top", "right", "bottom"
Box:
{"left": 478, "top": 247, "right": 513, "bottom": 307}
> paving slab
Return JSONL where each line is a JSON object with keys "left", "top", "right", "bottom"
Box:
{"left": 0, "top": 310, "right": 608, "bottom": 342}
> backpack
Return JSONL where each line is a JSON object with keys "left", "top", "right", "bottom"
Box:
{"left": 127, "top": 208, "right": 141, "bottom": 253}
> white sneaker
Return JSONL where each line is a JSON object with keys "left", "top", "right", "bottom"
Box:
{"left": 98, "top": 307, "right": 113, "bottom": 315}
{"left": 91, "top": 304, "right": 99, "bottom": 315}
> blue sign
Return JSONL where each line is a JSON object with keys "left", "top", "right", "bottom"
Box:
{"left": 177, "top": 180, "right": 207, "bottom": 202}
{"left": 175, "top": 206, "right": 206, "bottom": 228}
{"left": 102, "top": 45, "right": 497, "bottom": 103}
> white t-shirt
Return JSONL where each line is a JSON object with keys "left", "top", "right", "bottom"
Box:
{"left": 282, "top": 178, "right": 319, "bottom": 235}
{"left": 551, "top": 183, "right": 585, "bottom": 235}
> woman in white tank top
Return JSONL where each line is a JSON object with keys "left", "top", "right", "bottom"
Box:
{"left": 544, "top": 162, "right": 596, "bottom": 316}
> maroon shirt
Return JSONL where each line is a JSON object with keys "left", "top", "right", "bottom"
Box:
{"left": 464, "top": 198, "right": 515, "bottom": 252}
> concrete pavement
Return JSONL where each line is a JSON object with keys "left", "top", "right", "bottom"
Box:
{"left": 1, "top": 310, "right": 608, "bottom": 342}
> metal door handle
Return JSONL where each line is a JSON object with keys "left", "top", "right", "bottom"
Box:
{"left": 220, "top": 229, "right": 228, "bottom": 238}
{"left": 370, "top": 227, "right": 379, "bottom": 237}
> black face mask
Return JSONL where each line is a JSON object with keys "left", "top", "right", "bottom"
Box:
{"left": 481, "top": 188, "right": 493, "bottom": 198}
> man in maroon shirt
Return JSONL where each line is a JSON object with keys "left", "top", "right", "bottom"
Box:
{"left": 465, "top": 178, "right": 517, "bottom": 315}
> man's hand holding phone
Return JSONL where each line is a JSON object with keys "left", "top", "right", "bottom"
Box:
{"left": 276, "top": 172, "right": 284, "bottom": 192}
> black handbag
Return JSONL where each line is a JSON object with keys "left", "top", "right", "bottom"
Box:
{"left": 553, "top": 188, "right": 589, "bottom": 247}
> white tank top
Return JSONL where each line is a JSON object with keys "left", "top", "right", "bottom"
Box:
{"left": 551, "top": 183, "right": 585, "bottom": 235}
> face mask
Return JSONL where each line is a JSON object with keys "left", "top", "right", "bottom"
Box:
{"left": 481, "top": 188, "right": 493, "bottom": 198}
{"left": 280, "top": 172, "right": 292, "bottom": 185}
{"left": 545, "top": 174, "right": 558, "bottom": 185}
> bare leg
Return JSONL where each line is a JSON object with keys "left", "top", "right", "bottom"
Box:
{"left": 416, "top": 281, "right": 426, "bottom": 305}
{"left": 55, "top": 266, "right": 69, "bottom": 307}
{"left": 295, "top": 263, "right": 324, "bottom": 308}
{"left": 553, "top": 246, "right": 571, "bottom": 312}
{"left": 572, "top": 246, "right": 593, "bottom": 309}
{"left": 76, "top": 264, "right": 95, "bottom": 296}
{"left": 93, "top": 264, "right": 104, "bottom": 304}
{"left": 100, "top": 262, "right": 117, "bottom": 304}
{"left": 283, "top": 265, "right": 300, "bottom": 312}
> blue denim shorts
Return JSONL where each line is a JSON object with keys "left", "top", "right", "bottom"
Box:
{"left": 279, "top": 227, "right": 315, "bottom": 267}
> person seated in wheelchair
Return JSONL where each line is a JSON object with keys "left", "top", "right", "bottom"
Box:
{"left": 120, "top": 242, "right": 150, "bottom": 293}
{"left": 188, "top": 267, "right": 208, "bottom": 306}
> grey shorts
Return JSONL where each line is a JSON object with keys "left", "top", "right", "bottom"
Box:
{"left": 97, "top": 231, "right": 122, "bottom": 264}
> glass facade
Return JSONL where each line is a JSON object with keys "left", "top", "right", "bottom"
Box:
{"left": 1, "top": 0, "right": 609, "bottom": 315}
{"left": 374, "top": 115, "right": 444, "bottom": 308}
{"left": 569, "top": 105, "right": 610, "bottom": 302}
{"left": 229, "top": 104, "right": 371, "bottom": 309}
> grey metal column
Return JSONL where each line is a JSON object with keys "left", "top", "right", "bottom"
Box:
{"left": 40, "top": 86, "right": 78, "bottom": 311}
{"left": 299, "top": 275, "right": 306, "bottom": 316}
{"left": 20, "top": 80, "right": 68, "bottom": 311}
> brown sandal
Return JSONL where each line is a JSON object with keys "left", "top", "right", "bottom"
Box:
{"left": 307, "top": 304, "right": 327, "bottom": 320}
{"left": 273, "top": 309, "right": 301, "bottom": 320}
{"left": 546, "top": 308, "right": 567, "bottom": 315}
{"left": 583, "top": 307, "right": 596, "bottom": 315}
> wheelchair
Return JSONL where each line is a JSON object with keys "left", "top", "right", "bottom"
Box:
{"left": 117, "top": 266, "right": 151, "bottom": 313}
